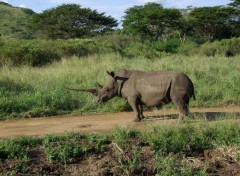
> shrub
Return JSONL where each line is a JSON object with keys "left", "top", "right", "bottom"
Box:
{"left": 57, "top": 39, "right": 98, "bottom": 57}
{"left": 0, "top": 39, "right": 60, "bottom": 66}
{"left": 152, "top": 38, "right": 181, "bottom": 54}
{"left": 179, "top": 37, "right": 240, "bottom": 56}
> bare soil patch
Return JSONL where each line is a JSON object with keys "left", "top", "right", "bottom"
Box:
{"left": 0, "top": 106, "right": 239, "bottom": 139}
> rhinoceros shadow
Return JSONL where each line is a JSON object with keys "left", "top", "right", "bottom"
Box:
{"left": 145, "top": 112, "right": 240, "bottom": 121}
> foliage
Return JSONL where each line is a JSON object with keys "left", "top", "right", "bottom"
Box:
{"left": 1, "top": 1, "right": 240, "bottom": 41}
{"left": 1, "top": 36, "right": 239, "bottom": 67}
{"left": 0, "top": 35, "right": 155, "bottom": 66}
{"left": 0, "top": 39, "right": 61, "bottom": 66}
{"left": 143, "top": 124, "right": 211, "bottom": 153}
{"left": 117, "top": 146, "right": 143, "bottom": 175}
{"left": 188, "top": 6, "right": 240, "bottom": 40}
{"left": 112, "top": 127, "right": 140, "bottom": 149}
{"left": 122, "top": 3, "right": 240, "bottom": 41}
{"left": 229, "top": 0, "right": 240, "bottom": 8}
{"left": 143, "top": 121, "right": 240, "bottom": 154}
{"left": 86, "top": 134, "right": 110, "bottom": 152}
{"left": 43, "top": 133, "right": 109, "bottom": 164}
{"left": 152, "top": 38, "right": 181, "bottom": 53}
{"left": 29, "top": 4, "right": 118, "bottom": 39}
{"left": 122, "top": 3, "right": 182, "bottom": 40}
{"left": 0, "top": 38, "right": 99, "bottom": 66}
{"left": 0, "top": 137, "right": 41, "bottom": 160}
{"left": 155, "top": 154, "right": 203, "bottom": 176}
{"left": 179, "top": 37, "right": 240, "bottom": 56}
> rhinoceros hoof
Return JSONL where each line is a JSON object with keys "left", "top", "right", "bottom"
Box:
{"left": 133, "top": 118, "right": 141, "bottom": 122}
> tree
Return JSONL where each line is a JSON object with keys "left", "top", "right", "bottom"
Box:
{"left": 229, "top": 0, "right": 240, "bottom": 8}
{"left": 188, "top": 6, "right": 240, "bottom": 40}
{"left": 29, "top": 4, "right": 118, "bottom": 39}
{"left": 122, "top": 3, "right": 182, "bottom": 40}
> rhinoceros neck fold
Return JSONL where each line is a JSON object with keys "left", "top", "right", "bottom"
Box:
{"left": 115, "top": 76, "right": 129, "bottom": 97}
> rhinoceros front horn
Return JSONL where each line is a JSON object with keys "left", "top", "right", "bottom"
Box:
{"left": 65, "top": 87, "right": 97, "bottom": 94}
{"left": 96, "top": 82, "right": 103, "bottom": 88}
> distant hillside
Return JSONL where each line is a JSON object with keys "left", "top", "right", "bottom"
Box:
{"left": 0, "top": 1, "right": 35, "bottom": 39}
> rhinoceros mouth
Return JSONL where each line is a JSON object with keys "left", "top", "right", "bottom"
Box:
{"left": 97, "top": 99, "right": 103, "bottom": 103}
{"left": 97, "top": 96, "right": 110, "bottom": 103}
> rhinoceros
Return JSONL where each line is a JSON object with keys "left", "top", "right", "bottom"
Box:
{"left": 66, "top": 69, "right": 195, "bottom": 122}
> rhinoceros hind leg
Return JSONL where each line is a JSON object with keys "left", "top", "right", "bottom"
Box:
{"left": 173, "top": 99, "right": 189, "bottom": 123}
{"left": 138, "top": 105, "right": 145, "bottom": 120}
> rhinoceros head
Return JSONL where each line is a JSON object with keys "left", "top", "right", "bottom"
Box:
{"left": 66, "top": 70, "right": 127, "bottom": 103}
{"left": 94, "top": 71, "right": 120, "bottom": 103}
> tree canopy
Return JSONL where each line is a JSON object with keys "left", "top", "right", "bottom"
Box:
{"left": 29, "top": 4, "right": 118, "bottom": 39}
{"left": 229, "top": 0, "right": 240, "bottom": 8}
{"left": 188, "top": 6, "right": 240, "bottom": 40}
{"left": 2, "top": 1, "right": 240, "bottom": 41}
{"left": 122, "top": 3, "right": 240, "bottom": 41}
{"left": 122, "top": 3, "right": 182, "bottom": 40}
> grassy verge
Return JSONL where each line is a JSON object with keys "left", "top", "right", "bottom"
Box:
{"left": 0, "top": 117, "right": 240, "bottom": 175}
{"left": 0, "top": 54, "right": 239, "bottom": 119}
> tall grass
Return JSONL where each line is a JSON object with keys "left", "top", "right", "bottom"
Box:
{"left": 0, "top": 54, "right": 239, "bottom": 119}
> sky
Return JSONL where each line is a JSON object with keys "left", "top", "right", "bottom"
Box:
{"left": 1, "top": 0, "right": 231, "bottom": 25}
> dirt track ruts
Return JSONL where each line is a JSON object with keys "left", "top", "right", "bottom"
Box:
{"left": 0, "top": 107, "right": 239, "bottom": 139}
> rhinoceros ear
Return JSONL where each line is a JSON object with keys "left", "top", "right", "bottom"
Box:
{"left": 107, "top": 71, "right": 115, "bottom": 78}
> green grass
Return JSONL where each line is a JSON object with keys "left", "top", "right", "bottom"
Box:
{"left": 0, "top": 136, "right": 41, "bottom": 160}
{"left": 142, "top": 120, "right": 240, "bottom": 154}
{"left": 0, "top": 54, "right": 239, "bottom": 119}
{"left": 43, "top": 133, "right": 109, "bottom": 164}
{"left": 0, "top": 2, "right": 35, "bottom": 39}
{"left": 112, "top": 127, "right": 140, "bottom": 149}
{"left": 0, "top": 118, "right": 240, "bottom": 175}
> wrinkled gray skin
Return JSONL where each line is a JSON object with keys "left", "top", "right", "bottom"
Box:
{"left": 66, "top": 69, "right": 195, "bottom": 122}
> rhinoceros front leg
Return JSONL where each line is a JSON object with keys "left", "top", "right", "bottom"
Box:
{"left": 128, "top": 97, "right": 142, "bottom": 122}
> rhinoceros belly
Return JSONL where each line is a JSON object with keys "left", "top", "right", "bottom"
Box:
{"left": 139, "top": 87, "right": 171, "bottom": 106}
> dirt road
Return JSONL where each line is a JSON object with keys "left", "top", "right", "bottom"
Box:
{"left": 0, "top": 107, "right": 239, "bottom": 139}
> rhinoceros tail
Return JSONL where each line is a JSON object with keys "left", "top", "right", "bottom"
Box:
{"left": 192, "top": 89, "right": 196, "bottom": 100}
{"left": 190, "top": 80, "right": 196, "bottom": 100}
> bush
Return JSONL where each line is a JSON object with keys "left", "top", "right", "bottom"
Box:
{"left": 56, "top": 39, "right": 98, "bottom": 57}
{"left": 0, "top": 39, "right": 60, "bottom": 66}
{"left": 152, "top": 38, "right": 181, "bottom": 54}
{"left": 179, "top": 37, "right": 240, "bottom": 57}
{"left": 1, "top": 36, "right": 239, "bottom": 67}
